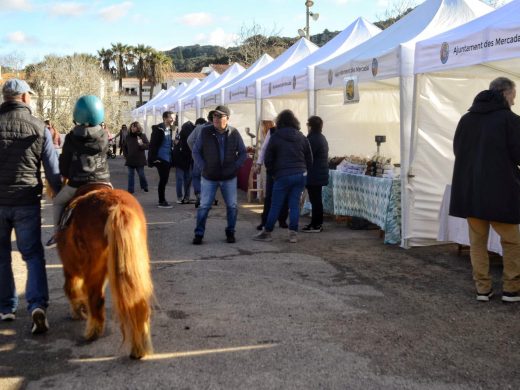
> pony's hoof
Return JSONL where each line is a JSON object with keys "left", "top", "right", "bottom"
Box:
{"left": 84, "top": 325, "right": 103, "bottom": 342}
{"left": 130, "top": 352, "right": 144, "bottom": 360}
{"left": 71, "top": 303, "right": 87, "bottom": 320}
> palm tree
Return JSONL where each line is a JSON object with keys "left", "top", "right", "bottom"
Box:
{"left": 110, "top": 42, "right": 130, "bottom": 92}
{"left": 97, "top": 48, "right": 113, "bottom": 72}
{"left": 132, "top": 44, "right": 153, "bottom": 106}
{"left": 147, "top": 50, "right": 173, "bottom": 100}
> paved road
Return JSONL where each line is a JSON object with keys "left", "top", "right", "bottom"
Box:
{"left": 1, "top": 157, "right": 519, "bottom": 389}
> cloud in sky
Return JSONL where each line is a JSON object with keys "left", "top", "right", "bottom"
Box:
{"left": 48, "top": 2, "right": 88, "bottom": 17}
{"left": 98, "top": 1, "right": 133, "bottom": 22}
{"left": 196, "top": 28, "right": 238, "bottom": 48}
{"left": 2, "top": 0, "right": 32, "bottom": 12}
{"left": 5, "top": 31, "right": 38, "bottom": 45}
{"left": 179, "top": 12, "right": 214, "bottom": 27}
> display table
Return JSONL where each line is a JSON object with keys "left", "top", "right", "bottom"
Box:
{"left": 437, "top": 185, "right": 503, "bottom": 255}
{"left": 330, "top": 170, "right": 401, "bottom": 244}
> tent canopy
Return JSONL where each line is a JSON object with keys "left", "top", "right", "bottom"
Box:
{"left": 224, "top": 38, "right": 318, "bottom": 104}
{"left": 315, "top": 0, "right": 492, "bottom": 88}
{"left": 132, "top": 88, "right": 169, "bottom": 116}
{"left": 182, "top": 63, "right": 245, "bottom": 112}
{"left": 414, "top": 0, "right": 520, "bottom": 74}
{"left": 201, "top": 54, "right": 274, "bottom": 108}
{"left": 406, "top": 1, "right": 520, "bottom": 247}
{"left": 261, "top": 17, "right": 381, "bottom": 99}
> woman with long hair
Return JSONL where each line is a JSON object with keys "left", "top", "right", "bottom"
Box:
{"left": 253, "top": 110, "right": 313, "bottom": 243}
{"left": 124, "top": 121, "right": 149, "bottom": 194}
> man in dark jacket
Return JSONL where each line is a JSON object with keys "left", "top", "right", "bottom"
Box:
{"left": 450, "top": 77, "right": 520, "bottom": 303}
{"left": 192, "top": 105, "right": 247, "bottom": 244}
{"left": 303, "top": 116, "right": 329, "bottom": 233}
{"left": 49, "top": 95, "right": 110, "bottom": 247}
{"left": 148, "top": 111, "right": 175, "bottom": 208}
{"left": 0, "top": 78, "right": 61, "bottom": 334}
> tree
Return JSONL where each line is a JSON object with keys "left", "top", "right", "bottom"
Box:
{"left": 24, "top": 54, "right": 124, "bottom": 135}
{"left": 97, "top": 48, "right": 113, "bottom": 72}
{"left": 132, "top": 44, "right": 153, "bottom": 106}
{"left": 231, "top": 21, "right": 285, "bottom": 65}
{"left": 110, "top": 42, "right": 131, "bottom": 92}
{"left": 0, "top": 51, "right": 26, "bottom": 76}
{"left": 146, "top": 50, "right": 173, "bottom": 100}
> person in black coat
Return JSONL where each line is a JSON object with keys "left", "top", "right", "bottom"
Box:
{"left": 302, "top": 116, "right": 329, "bottom": 233}
{"left": 172, "top": 121, "right": 195, "bottom": 204}
{"left": 450, "top": 77, "right": 520, "bottom": 302}
{"left": 148, "top": 111, "right": 175, "bottom": 208}
{"left": 123, "top": 121, "right": 149, "bottom": 193}
{"left": 253, "top": 110, "right": 313, "bottom": 243}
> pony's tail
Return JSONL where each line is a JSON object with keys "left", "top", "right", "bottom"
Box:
{"left": 105, "top": 203, "right": 153, "bottom": 359}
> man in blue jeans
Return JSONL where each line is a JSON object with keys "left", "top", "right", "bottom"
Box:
{"left": 192, "top": 105, "right": 246, "bottom": 244}
{"left": 0, "top": 79, "right": 61, "bottom": 334}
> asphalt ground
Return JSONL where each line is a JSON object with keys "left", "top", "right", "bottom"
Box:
{"left": 1, "top": 156, "right": 519, "bottom": 389}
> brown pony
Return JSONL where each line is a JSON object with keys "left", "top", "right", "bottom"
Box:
{"left": 56, "top": 184, "right": 153, "bottom": 359}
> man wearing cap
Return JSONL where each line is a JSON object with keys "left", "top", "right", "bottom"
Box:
{"left": 191, "top": 105, "right": 247, "bottom": 244}
{"left": 0, "top": 78, "right": 61, "bottom": 334}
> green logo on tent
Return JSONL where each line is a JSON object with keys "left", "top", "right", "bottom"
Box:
{"left": 440, "top": 42, "right": 449, "bottom": 64}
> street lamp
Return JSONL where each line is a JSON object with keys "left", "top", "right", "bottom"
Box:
{"left": 298, "top": 0, "right": 319, "bottom": 39}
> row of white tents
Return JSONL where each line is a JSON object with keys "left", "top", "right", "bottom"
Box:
{"left": 131, "top": 0, "right": 520, "bottom": 249}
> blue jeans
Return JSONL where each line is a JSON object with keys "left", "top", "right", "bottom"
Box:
{"left": 176, "top": 167, "right": 192, "bottom": 200}
{"left": 127, "top": 166, "right": 148, "bottom": 193}
{"left": 195, "top": 177, "right": 237, "bottom": 237}
{"left": 192, "top": 163, "right": 201, "bottom": 195}
{"left": 265, "top": 173, "right": 306, "bottom": 232}
{"left": 0, "top": 205, "right": 48, "bottom": 314}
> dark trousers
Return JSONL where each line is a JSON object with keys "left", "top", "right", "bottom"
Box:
{"left": 306, "top": 184, "right": 324, "bottom": 227}
{"left": 155, "top": 161, "right": 171, "bottom": 203}
{"left": 261, "top": 174, "right": 288, "bottom": 226}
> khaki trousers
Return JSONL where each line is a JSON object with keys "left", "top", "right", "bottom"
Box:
{"left": 467, "top": 217, "right": 520, "bottom": 293}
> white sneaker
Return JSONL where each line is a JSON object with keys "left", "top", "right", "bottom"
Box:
{"left": 31, "top": 308, "right": 49, "bottom": 334}
{"left": 253, "top": 230, "right": 272, "bottom": 242}
{"left": 0, "top": 312, "right": 15, "bottom": 321}
{"left": 289, "top": 230, "right": 298, "bottom": 243}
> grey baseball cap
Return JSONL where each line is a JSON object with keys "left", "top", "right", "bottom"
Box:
{"left": 2, "top": 78, "right": 35, "bottom": 97}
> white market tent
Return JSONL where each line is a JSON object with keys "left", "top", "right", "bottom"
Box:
{"left": 260, "top": 17, "right": 381, "bottom": 124}
{"left": 174, "top": 71, "right": 220, "bottom": 124}
{"left": 223, "top": 38, "right": 318, "bottom": 136}
{"left": 180, "top": 63, "right": 245, "bottom": 125}
{"left": 150, "top": 84, "right": 186, "bottom": 115}
{"left": 201, "top": 54, "right": 273, "bottom": 110}
{"left": 197, "top": 54, "right": 273, "bottom": 137}
{"left": 407, "top": 0, "right": 520, "bottom": 246}
{"left": 132, "top": 88, "right": 169, "bottom": 118}
{"left": 313, "top": 0, "right": 492, "bottom": 247}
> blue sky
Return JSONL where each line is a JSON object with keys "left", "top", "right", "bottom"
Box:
{"left": 0, "top": 0, "right": 403, "bottom": 65}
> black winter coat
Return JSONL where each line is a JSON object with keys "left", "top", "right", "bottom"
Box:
{"left": 124, "top": 131, "right": 149, "bottom": 167}
{"left": 0, "top": 101, "right": 45, "bottom": 205}
{"left": 60, "top": 125, "right": 110, "bottom": 187}
{"left": 265, "top": 127, "right": 313, "bottom": 180}
{"left": 306, "top": 131, "right": 329, "bottom": 186}
{"left": 148, "top": 123, "right": 172, "bottom": 167}
{"left": 172, "top": 121, "right": 195, "bottom": 171}
{"left": 450, "top": 90, "right": 520, "bottom": 223}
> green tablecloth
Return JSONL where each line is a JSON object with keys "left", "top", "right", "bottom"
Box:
{"left": 330, "top": 170, "right": 401, "bottom": 244}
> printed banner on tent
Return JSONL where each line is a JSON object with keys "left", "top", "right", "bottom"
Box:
{"left": 415, "top": 26, "right": 520, "bottom": 74}
{"left": 343, "top": 76, "right": 359, "bottom": 104}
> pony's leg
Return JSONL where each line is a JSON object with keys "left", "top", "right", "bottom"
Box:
{"left": 63, "top": 272, "right": 87, "bottom": 320}
{"left": 84, "top": 272, "right": 107, "bottom": 341}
